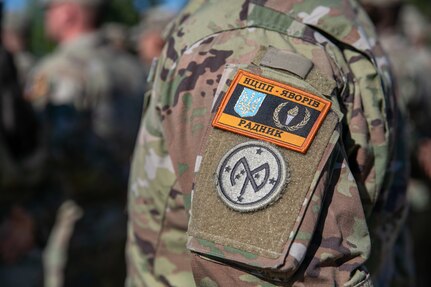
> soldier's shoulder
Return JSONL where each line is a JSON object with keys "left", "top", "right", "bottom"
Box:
{"left": 173, "top": 0, "right": 378, "bottom": 57}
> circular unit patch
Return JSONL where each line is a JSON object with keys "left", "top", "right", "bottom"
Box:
{"left": 216, "top": 141, "right": 288, "bottom": 212}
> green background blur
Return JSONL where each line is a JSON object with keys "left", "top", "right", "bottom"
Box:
{"left": 24, "top": 0, "right": 431, "bottom": 57}
{"left": 26, "top": 0, "right": 140, "bottom": 57}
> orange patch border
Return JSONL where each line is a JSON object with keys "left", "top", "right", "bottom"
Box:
{"left": 212, "top": 69, "right": 332, "bottom": 154}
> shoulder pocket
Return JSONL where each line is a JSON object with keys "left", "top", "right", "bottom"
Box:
{"left": 187, "top": 63, "right": 342, "bottom": 278}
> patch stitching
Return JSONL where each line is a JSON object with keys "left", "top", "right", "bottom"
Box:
{"left": 215, "top": 141, "right": 290, "bottom": 212}
{"left": 212, "top": 69, "right": 332, "bottom": 153}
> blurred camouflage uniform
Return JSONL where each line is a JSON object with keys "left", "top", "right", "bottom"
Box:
{"left": 363, "top": 2, "right": 431, "bottom": 286}
{"left": 134, "top": 6, "right": 176, "bottom": 66}
{"left": 101, "top": 22, "right": 130, "bottom": 52}
{"left": 26, "top": 0, "right": 146, "bottom": 286}
{"left": 379, "top": 6, "right": 431, "bottom": 197}
{"left": 2, "top": 11, "right": 35, "bottom": 84}
{"left": 127, "top": 0, "right": 408, "bottom": 286}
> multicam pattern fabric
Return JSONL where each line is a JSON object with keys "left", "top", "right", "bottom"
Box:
{"left": 126, "top": 0, "right": 408, "bottom": 286}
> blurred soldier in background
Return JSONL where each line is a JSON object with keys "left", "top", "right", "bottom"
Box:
{"left": 25, "top": 0, "right": 146, "bottom": 286}
{"left": 134, "top": 6, "right": 175, "bottom": 67}
{"left": 362, "top": 0, "right": 431, "bottom": 286}
{"left": 2, "top": 11, "right": 35, "bottom": 84}
{"left": 401, "top": 5, "right": 431, "bottom": 48}
{"left": 101, "top": 22, "right": 130, "bottom": 52}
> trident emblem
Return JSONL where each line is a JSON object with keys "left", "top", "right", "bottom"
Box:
{"left": 234, "top": 88, "right": 267, "bottom": 117}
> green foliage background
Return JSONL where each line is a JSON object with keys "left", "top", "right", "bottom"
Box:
{"left": 410, "top": 0, "right": 431, "bottom": 17}
{"left": 28, "top": 0, "right": 140, "bottom": 57}
{"left": 26, "top": 0, "right": 431, "bottom": 57}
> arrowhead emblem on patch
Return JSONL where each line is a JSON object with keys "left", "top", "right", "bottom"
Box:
{"left": 216, "top": 141, "right": 290, "bottom": 212}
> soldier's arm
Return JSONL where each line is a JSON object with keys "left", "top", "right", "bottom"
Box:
{"left": 127, "top": 1, "right": 401, "bottom": 286}
{"left": 126, "top": 64, "right": 194, "bottom": 286}
{"left": 157, "top": 34, "right": 393, "bottom": 287}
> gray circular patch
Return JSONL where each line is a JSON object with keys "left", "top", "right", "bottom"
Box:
{"left": 215, "top": 141, "right": 288, "bottom": 212}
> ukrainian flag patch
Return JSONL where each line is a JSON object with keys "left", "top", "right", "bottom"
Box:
{"left": 212, "top": 70, "right": 332, "bottom": 153}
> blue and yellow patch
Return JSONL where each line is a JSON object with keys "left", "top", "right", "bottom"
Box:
{"left": 212, "top": 70, "right": 331, "bottom": 153}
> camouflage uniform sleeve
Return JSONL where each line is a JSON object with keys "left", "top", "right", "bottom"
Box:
{"left": 126, "top": 4, "right": 217, "bottom": 286}
{"left": 126, "top": 1, "right": 404, "bottom": 286}
{"left": 126, "top": 60, "right": 194, "bottom": 286}
{"left": 172, "top": 36, "right": 380, "bottom": 287}
{"left": 185, "top": 49, "right": 383, "bottom": 287}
